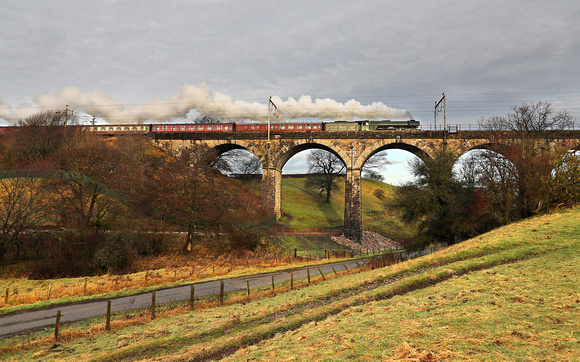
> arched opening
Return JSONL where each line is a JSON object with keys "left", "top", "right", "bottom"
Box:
{"left": 213, "top": 148, "right": 263, "bottom": 179}
{"left": 362, "top": 149, "right": 422, "bottom": 185}
{"left": 454, "top": 148, "right": 519, "bottom": 227}
{"left": 276, "top": 144, "right": 347, "bottom": 230}
{"left": 358, "top": 145, "right": 424, "bottom": 242}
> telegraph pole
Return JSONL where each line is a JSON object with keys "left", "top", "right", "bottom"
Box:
{"left": 434, "top": 93, "right": 446, "bottom": 141}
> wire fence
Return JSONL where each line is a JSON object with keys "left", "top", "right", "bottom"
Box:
{"left": 270, "top": 226, "right": 343, "bottom": 236}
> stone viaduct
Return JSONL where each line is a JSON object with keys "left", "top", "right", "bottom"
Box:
{"left": 152, "top": 129, "right": 580, "bottom": 242}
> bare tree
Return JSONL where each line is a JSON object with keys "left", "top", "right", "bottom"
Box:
{"left": 11, "top": 110, "right": 83, "bottom": 165}
{"left": 479, "top": 101, "right": 574, "bottom": 143}
{"left": 305, "top": 149, "right": 346, "bottom": 203}
{"left": 0, "top": 172, "right": 49, "bottom": 261}
{"left": 214, "top": 149, "right": 262, "bottom": 177}
{"left": 462, "top": 150, "right": 520, "bottom": 225}
{"left": 51, "top": 142, "right": 128, "bottom": 229}
{"left": 362, "top": 151, "right": 390, "bottom": 181}
{"left": 476, "top": 101, "right": 578, "bottom": 218}
{"left": 507, "top": 101, "right": 574, "bottom": 133}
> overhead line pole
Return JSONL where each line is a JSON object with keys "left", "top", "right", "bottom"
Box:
{"left": 434, "top": 93, "right": 446, "bottom": 140}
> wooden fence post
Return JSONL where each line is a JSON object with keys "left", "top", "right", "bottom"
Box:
{"left": 83, "top": 278, "right": 88, "bottom": 294}
{"left": 331, "top": 266, "right": 337, "bottom": 274}
{"left": 307, "top": 268, "right": 311, "bottom": 283}
{"left": 317, "top": 267, "right": 326, "bottom": 280}
{"left": 271, "top": 275, "right": 275, "bottom": 291}
{"left": 343, "top": 264, "right": 349, "bottom": 271}
{"left": 4, "top": 288, "right": 8, "bottom": 304}
{"left": 54, "top": 310, "right": 61, "bottom": 341}
{"left": 290, "top": 271, "right": 294, "bottom": 288}
{"left": 151, "top": 292, "right": 156, "bottom": 320}
{"left": 246, "top": 280, "right": 251, "bottom": 296}
{"left": 105, "top": 300, "right": 111, "bottom": 331}
{"left": 190, "top": 285, "right": 195, "bottom": 309}
{"left": 219, "top": 280, "right": 225, "bottom": 304}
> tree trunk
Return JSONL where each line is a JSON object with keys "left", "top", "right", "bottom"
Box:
{"left": 183, "top": 229, "right": 194, "bottom": 253}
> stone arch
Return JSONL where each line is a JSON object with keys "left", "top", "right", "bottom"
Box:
{"left": 354, "top": 141, "right": 431, "bottom": 170}
{"left": 463, "top": 142, "right": 521, "bottom": 165}
{"left": 213, "top": 142, "right": 252, "bottom": 155}
{"left": 212, "top": 143, "right": 265, "bottom": 177}
{"left": 274, "top": 141, "right": 348, "bottom": 171}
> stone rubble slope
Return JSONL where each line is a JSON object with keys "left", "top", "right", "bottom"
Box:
{"left": 331, "top": 231, "right": 402, "bottom": 251}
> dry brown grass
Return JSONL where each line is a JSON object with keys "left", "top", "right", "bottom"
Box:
{"left": 0, "top": 248, "right": 330, "bottom": 310}
{"left": 0, "top": 261, "right": 360, "bottom": 357}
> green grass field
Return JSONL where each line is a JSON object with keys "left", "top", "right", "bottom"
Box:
{"left": 1, "top": 206, "right": 578, "bottom": 361}
{"left": 279, "top": 177, "right": 415, "bottom": 240}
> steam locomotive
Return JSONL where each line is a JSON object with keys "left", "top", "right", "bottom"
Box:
{"left": 86, "top": 119, "right": 420, "bottom": 135}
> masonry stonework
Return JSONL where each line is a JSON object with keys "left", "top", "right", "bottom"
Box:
{"left": 153, "top": 130, "right": 580, "bottom": 242}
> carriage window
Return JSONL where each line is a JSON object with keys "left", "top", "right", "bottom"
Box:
{"left": 180, "top": 126, "right": 186, "bottom": 131}
{"left": 208, "top": 125, "right": 213, "bottom": 130}
{"left": 306, "top": 124, "right": 312, "bottom": 129}
{"left": 217, "top": 125, "right": 222, "bottom": 130}
{"left": 297, "top": 125, "right": 303, "bottom": 129}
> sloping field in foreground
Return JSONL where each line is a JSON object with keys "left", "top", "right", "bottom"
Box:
{"left": 1, "top": 207, "right": 579, "bottom": 361}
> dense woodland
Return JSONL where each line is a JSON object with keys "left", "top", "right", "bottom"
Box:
{"left": 0, "top": 111, "right": 270, "bottom": 277}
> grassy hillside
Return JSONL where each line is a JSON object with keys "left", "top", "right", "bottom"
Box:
{"left": 279, "top": 177, "right": 415, "bottom": 240}
{"left": 2, "top": 207, "right": 578, "bottom": 360}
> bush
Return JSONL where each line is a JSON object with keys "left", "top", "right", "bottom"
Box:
{"left": 222, "top": 222, "right": 268, "bottom": 251}
{"left": 27, "top": 230, "right": 164, "bottom": 278}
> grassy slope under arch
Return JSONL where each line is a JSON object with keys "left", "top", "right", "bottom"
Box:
{"left": 279, "top": 177, "right": 415, "bottom": 241}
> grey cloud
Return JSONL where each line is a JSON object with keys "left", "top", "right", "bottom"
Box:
{"left": 1, "top": 0, "right": 579, "bottom": 125}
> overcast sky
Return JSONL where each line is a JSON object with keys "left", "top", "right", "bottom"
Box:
{"left": 1, "top": 0, "right": 580, "bottom": 128}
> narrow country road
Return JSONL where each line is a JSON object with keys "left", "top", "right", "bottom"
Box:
{"left": 0, "top": 248, "right": 436, "bottom": 339}
{"left": 0, "top": 259, "right": 365, "bottom": 339}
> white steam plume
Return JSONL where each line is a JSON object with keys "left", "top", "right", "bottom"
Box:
{"left": 0, "top": 83, "right": 411, "bottom": 124}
